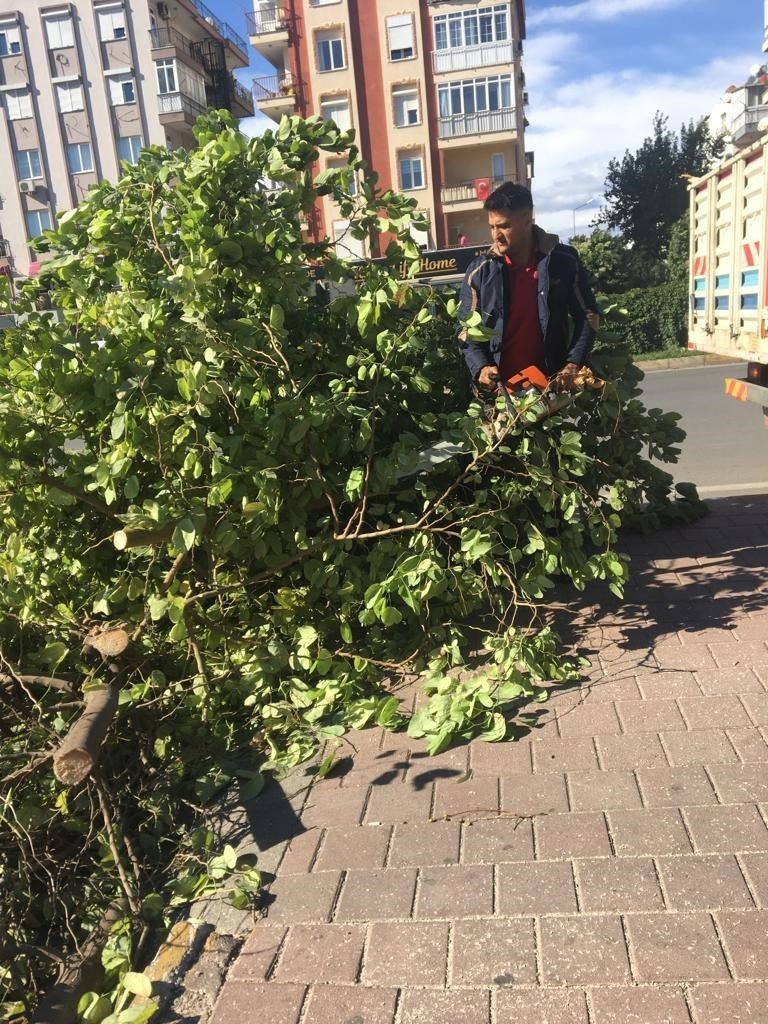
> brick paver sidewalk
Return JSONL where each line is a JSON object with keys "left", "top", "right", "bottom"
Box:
{"left": 211, "top": 495, "right": 768, "bottom": 1024}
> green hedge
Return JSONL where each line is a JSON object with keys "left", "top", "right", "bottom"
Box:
{"left": 603, "top": 281, "right": 687, "bottom": 354}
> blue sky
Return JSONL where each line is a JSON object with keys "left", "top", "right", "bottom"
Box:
{"left": 218, "top": 0, "right": 766, "bottom": 239}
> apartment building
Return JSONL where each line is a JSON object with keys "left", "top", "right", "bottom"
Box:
{"left": 0, "top": 0, "right": 253, "bottom": 281}
{"left": 248, "top": 0, "right": 530, "bottom": 255}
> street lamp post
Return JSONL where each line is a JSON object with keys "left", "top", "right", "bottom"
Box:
{"left": 572, "top": 196, "right": 601, "bottom": 239}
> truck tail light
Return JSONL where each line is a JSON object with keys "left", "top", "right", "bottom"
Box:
{"left": 747, "top": 362, "right": 768, "bottom": 386}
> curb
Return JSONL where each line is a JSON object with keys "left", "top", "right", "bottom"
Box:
{"left": 143, "top": 922, "right": 241, "bottom": 1021}
{"left": 152, "top": 761, "right": 319, "bottom": 1022}
{"left": 637, "top": 353, "right": 739, "bottom": 371}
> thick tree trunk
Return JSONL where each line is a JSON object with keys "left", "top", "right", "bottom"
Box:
{"left": 0, "top": 674, "right": 73, "bottom": 692}
{"left": 30, "top": 902, "right": 127, "bottom": 1024}
{"left": 113, "top": 526, "right": 173, "bottom": 550}
{"left": 52, "top": 686, "right": 119, "bottom": 785}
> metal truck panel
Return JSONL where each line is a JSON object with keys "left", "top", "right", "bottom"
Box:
{"left": 688, "top": 138, "right": 768, "bottom": 364}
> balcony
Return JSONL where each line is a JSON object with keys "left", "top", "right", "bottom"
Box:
{"left": 432, "top": 40, "right": 515, "bottom": 75}
{"left": 441, "top": 176, "right": 505, "bottom": 207}
{"left": 247, "top": 6, "right": 290, "bottom": 62}
{"left": 149, "top": 26, "right": 206, "bottom": 70}
{"left": 158, "top": 91, "right": 208, "bottom": 124}
{"left": 438, "top": 108, "right": 516, "bottom": 145}
{"left": 230, "top": 76, "right": 254, "bottom": 115}
{"left": 182, "top": 0, "right": 248, "bottom": 62}
{"left": 253, "top": 73, "right": 298, "bottom": 120}
{"left": 731, "top": 104, "right": 768, "bottom": 147}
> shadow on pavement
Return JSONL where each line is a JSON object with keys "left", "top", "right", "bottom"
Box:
{"left": 560, "top": 493, "right": 768, "bottom": 677}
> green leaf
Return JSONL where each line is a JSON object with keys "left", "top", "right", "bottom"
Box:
{"left": 380, "top": 606, "right": 402, "bottom": 626}
{"left": 141, "top": 893, "right": 164, "bottom": 921}
{"left": 148, "top": 596, "right": 168, "bottom": 621}
{"left": 296, "top": 625, "right": 318, "bottom": 650}
{"left": 172, "top": 518, "right": 196, "bottom": 552}
{"left": 41, "top": 641, "right": 68, "bottom": 669}
{"left": 169, "top": 619, "right": 188, "bottom": 643}
{"left": 111, "top": 414, "right": 125, "bottom": 441}
{"left": 114, "top": 1006, "right": 159, "bottom": 1024}
{"left": 316, "top": 753, "right": 337, "bottom": 778}
{"left": 269, "top": 304, "right": 285, "bottom": 330}
{"left": 77, "top": 994, "right": 113, "bottom": 1024}
{"left": 239, "top": 772, "right": 265, "bottom": 799}
{"left": 120, "top": 971, "right": 152, "bottom": 997}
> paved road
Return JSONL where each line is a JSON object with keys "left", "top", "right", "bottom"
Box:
{"left": 640, "top": 363, "right": 768, "bottom": 498}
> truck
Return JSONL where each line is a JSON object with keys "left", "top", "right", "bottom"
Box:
{"left": 688, "top": 134, "right": 768, "bottom": 421}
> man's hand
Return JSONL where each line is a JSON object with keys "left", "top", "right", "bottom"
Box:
{"left": 553, "top": 362, "right": 579, "bottom": 392}
{"left": 476, "top": 365, "right": 499, "bottom": 389}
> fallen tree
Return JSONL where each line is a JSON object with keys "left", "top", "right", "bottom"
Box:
{"left": 0, "top": 112, "right": 703, "bottom": 1018}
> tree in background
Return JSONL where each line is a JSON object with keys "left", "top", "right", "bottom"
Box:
{"left": 570, "top": 229, "right": 632, "bottom": 294}
{"left": 666, "top": 211, "right": 691, "bottom": 287}
{"left": 598, "top": 112, "right": 723, "bottom": 283}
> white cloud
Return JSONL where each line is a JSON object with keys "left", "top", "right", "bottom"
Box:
{"left": 526, "top": 52, "right": 756, "bottom": 240}
{"left": 523, "top": 31, "right": 581, "bottom": 86}
{"left": 528, "top": 0, "right": 686, "bottom": 28}
{"left": 238, "top": 112, "right": 276, "bottom": 138}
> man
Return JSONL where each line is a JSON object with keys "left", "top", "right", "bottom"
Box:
{"left": 457, "top": 182, "right": 597, "bottom": 394}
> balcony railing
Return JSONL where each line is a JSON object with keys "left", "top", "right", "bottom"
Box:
{"left": 149, "top": 27, "right": 205, "bottom": 68}
{"left": 438, "top": 108, "right": 516, "bottom": 139}
{"left": 158, "top": 91, "right": 208, "bottom": 119}
{"left": 432, "top": 40, "right": 515, "bottom": 75}
{"left": 247, "top": 6, "right": 288, "bottom": 36}
{"left": 185, "top": 0, "right": 248, "bottom": 54}
{"left": 231, "top": 77, "right": 254, "bottom": 111}
{"left": 441, "top": 176, "right": 505, "bottom": 205}
{"left": 732, "top": 104, "right": 768, "bottom": 145}
{"left": 253, "top": 73, "right": 295, "bottom": 102}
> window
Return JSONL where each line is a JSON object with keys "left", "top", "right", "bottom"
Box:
{"left": 26, "top": 209, "right": 52, "bottom": 239}
{"left": 155, "top": 58, "right": 176, "bottom": 94}
{"left": 108, "top": 73, "right": 135, "bottom": 105}
{"left": 326, "top": 159, "right": 357, "bottom": 195}
{"left": 117, "top": 135, "right": 142, "bottom": 164}
{"left": 15, "top": 149, "right": 42, "bottom": 180}
{"left": 434, "top": 4, "right": 508, "bottom": 50}
{"left": 491, "top": 152, "right": 505, "bottom": 180}
{"left": 332, "top": 219, "right": 366, "bottom": 260}
{"left": 399, "top": 154, "right": 424, "bottom": 190}
{"left": 393, "top": 88, "right": 419, "bottom": 127}
{"left": 56, "top": 81, "right": 84, "bottom": 113}
{"left": 44, "top": 15, "right": 74, "bottom": 49}
{"left": 4, "top": 88, "right": 33, "bottom": 120}
{"left": 386, "top": 15, "right": 414, "bottom": 61}
{"left": 437, "top": 74, "right": 513, "bottom": 117}
{"left": 67, "top": 142, "right": 94, "bottom": 174}
{"left": 320, "top": 97, "right": 350, "bottom": 131}
{"left": 316, "top": 30, "right": 345, "bottom": 72}
{"left": 98, "top": 7, "right": 127, "bottom": 42}
{"left": 409, "top": 212, "right": 430, "bottom": 249}
{"left": 0, "top": 23, "right": 22, "bottom": 55}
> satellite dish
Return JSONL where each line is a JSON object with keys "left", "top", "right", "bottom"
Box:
{"left": 749, "top": 63, "right": 762, "bottom": 76}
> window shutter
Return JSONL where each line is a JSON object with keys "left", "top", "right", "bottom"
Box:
{"left": 387, "top": 15, "right": 413, "bottom": 54}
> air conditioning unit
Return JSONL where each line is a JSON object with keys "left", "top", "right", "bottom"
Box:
{"left": 157, "top": 2, "right": 169, "bottom": 18}
{"left": 19, "top": 180, "right": 34, "bottom": 194}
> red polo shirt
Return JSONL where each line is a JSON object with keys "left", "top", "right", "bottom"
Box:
{"left": 498, "top": 252, "right": 546, "bottom": 381}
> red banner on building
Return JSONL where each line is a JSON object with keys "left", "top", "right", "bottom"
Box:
{"left": 474, "top": 177, "right": 491, "bottom": 201}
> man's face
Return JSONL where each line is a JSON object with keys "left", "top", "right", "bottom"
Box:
{"left": 488, "top": 208, "right": 533, "bottom": 255}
